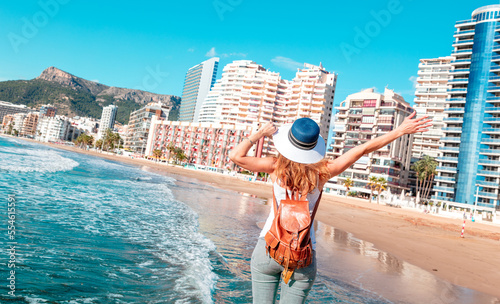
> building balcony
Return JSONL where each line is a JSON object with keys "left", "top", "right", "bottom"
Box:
{"left": 483, "top": 128, "right": 500, "bottom": 134}
{"left": 476, "top": 180, "right": 500, "bottom": 188}
{"left": 436, "top": 166, "right": 458, "bottom": 173}
{"left": 478, "top": 191, "right": 498, "bottom": 199}
{"left": 446, "top": 98, "right": 466, "bottom": 104}
{"left": 447, "top": 88, "right": 468, "bottom": 94}
{"left": 452, "top": 39, "right": 474, "bottom": 47}
{"left": 484, "top": 117, "right": 500, "bottom": 124}
{"left": 444, "top": 107, "right": 464, "bottom": 114}
{"left": 443, "top": 117, "right": 464, "bottom": 123}
{"left": 481, "top": 138, "right": 500, "bottom": 145}
{"left": 455, "top": 19, "right": 474, "bottom": 25}
{"left": 431, "top": 195, "right": 454, "bottom": 202}
{"left": 434, "top": 186, "right": 455, "bottom": 193}
{"left": 486, "top": 97, "right": 500, "bottom": 103}
{"left": 451, "top": 49, "right": 472, "bottom": 56}
{"left": 478, "top": 170, "right": 500, "bottom": 177}
{"left": 439, "top": 146, "right": 460, "bottom": 153}
{"left": 435, "top": 175, "right": 456, "bottom": 183}
{"left": 448, "top": 78, "right": 469, "bottom": 84}
{"left": 440, "top": 137, "right": 461, "bottom": 143}
{"left": 485, "top": 107, "right": 500, "bottom": 113}
{"left": 478, "top": 158, "right": 500, "bottom": 166}
{"left": 480, "top": 148, "right": 500, "bottom": 155}
{"left": 450, "top": 68, "right": 470, "bottom": 74}
{"left": 453, "top": 29, "right": 475, "bottom": 36}
{"left": 442, "top": 127, "right": 462, "bottom": 133}
{"left": 437, "top": 156, "right": 459, "bottom": 163}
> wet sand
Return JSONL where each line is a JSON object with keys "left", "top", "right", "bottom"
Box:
{"left": 8, "top": 137, "right": 500, "bottom": 299}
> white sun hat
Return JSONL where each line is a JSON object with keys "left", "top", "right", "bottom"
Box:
{"left": 272, "top": 118, "right": 326, "bottom": 164}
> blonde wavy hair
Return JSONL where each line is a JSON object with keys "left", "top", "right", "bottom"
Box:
{"left": 273, "top": 154, "right": 330, "bottom": 194}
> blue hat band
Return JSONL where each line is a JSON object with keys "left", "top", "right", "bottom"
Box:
{"left": 288, "top": 129, "right": 317, "bottom": 150}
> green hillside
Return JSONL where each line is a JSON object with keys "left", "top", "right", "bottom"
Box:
{"left": 0, "top": 79, "right": 180, "bottom": 124}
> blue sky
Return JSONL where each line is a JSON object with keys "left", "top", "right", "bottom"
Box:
{"left": 0, "top": 1, "right": 496, "bottom": 105}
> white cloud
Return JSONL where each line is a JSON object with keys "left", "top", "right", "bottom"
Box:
{"left": 91, "top": 79, "right": 100, "bottom": 83}
{"left": 205, "top": 47, "right": 217, "bottom": 57}
{"left": 205, "top": 47, "right": 247, "bottom": 58}
{"left": 409, "top": 75, "right": 418, "bottom": 89}
{"left": 271, "top": 56, "right": 303, "bottom": 71}
{"left": 187, "top": 48, "right": 195, "bottom": 53}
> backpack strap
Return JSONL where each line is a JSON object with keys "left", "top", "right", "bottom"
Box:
{"left": 310, "top": 191, "right": 323, "bottom": 221}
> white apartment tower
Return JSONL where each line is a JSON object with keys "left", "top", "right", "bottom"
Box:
{"left": 179, "top": 57, "right": 219, "bottom": 122}
{"left": 97, "top": 105, "right": 118, "bottom": 139}
{"left": 198, "top": 60, "right": 337, "bottom": 142}
{"left": 412, "top": 57, "right": 453, "bottom": 158}
{"left": 327, "top": 88, "right": 414, "bottom": 196}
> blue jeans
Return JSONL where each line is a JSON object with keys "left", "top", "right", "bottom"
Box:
{"left": 251, "top": 238, "right": 317, "bottom": 304}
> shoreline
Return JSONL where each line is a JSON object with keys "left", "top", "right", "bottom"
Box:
{"left": 5, "top": 135, "right": 500, "bottom": 299}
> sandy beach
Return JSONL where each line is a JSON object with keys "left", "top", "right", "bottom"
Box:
{"left": 8, "top": 137, "right": 500, "bottom": 299}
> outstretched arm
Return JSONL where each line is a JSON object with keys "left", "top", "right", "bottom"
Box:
{"left": 229, "top": 122, "right": 277, "bottom": 174}
{"left": 326, "top": 112, "right": 432, "bottom": 177}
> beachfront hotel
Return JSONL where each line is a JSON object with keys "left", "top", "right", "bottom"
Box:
{"left": 179, "top": 57, "right": 219, "bottom": 122}
{"left": 198, "top": 60, "right": 337, "bottom": 157}
{"left": 125, "top": 102, "right": 171, "bottom": 155}
{"left": 97, "top": 104, "right": 118, "bottom": 139}
{"left": 431, "top": 5, "right": 500, "bottom": 210}
{"left": 326, "top": 88, "right": 414, "bottom": 196}
{"left": 145, "top": 116, "right": 253, "bottom": 170}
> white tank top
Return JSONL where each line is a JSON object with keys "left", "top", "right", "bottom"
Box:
{"left": 259, "top": 180, "right": 321, "bottom": 250}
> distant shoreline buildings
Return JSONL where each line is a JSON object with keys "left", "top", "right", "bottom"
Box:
{"left": 1, "top": 4, "right": 499, "bottom": 213}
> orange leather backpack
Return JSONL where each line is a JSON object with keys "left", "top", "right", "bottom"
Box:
{"left": 264, "top": 184, "right": 322, "bottom": 284}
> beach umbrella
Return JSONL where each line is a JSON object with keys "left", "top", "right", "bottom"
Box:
{"left": 416, "top": 191, "right": 420, "bottom": 204}
{"left": 400, "top": 189, "right": 405, "bottom": 201}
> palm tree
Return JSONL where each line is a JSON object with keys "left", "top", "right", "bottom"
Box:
{"left": 412, "top": 155, "right": 438, "bottom": 203}
{"left": 374, "top": 177, "right": 387, "bottom": 204}
{"left": 342, "top": 178, "right": 354, "bottom": 197}
{"left": 367, "top": 176, "right": 379, "bottom": 202}
{"left": 95, "top": 139, "right": 103, "bottom": 151}
{"left": 152, "top": 149, "right": 163, "bottom": 162}
{"left": 166, "top": 144, "right": 176, "bottom": 163}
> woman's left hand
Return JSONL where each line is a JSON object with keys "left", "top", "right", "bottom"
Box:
{"left": 258, "top": 122, "right": 278, "bottom": 137}
{"left": 396, "top": 111, "right": 433, "bottom": 135}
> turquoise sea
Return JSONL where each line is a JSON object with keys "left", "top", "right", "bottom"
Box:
{"left": 0, "top": 136, "right": 497, "bottom": 303}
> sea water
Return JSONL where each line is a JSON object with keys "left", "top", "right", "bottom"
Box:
{"left": 0, "top": 136, "right": 497, "bottom": 304}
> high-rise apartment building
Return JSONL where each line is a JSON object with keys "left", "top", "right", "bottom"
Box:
{"left": 198, "top": 60, "right": 337, "bottom": 156}
{"left": 125, "top": 102, "right": 171, "bottom": 154}
{"left": 0, "top": 100, "right": 32, "bottom": 122}
{"left": 97, "top": 105, "right": 118, "bottom": 139}
{"left": 327, "top": 88, "right": 413, "bottom": 196}
{"left": 179, "top": 57, "right": 219, "bottom": 122}
{"left": 432, "top": 5, "right": 500, "bottom": 209}
{"left": 412, "top": 57, "right": 453, "bottom": 158}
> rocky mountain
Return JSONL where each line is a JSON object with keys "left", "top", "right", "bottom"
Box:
{"left": 0, "top": 67, "right": 181, "bottom": 123}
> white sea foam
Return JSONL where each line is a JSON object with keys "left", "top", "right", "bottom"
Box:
{"left": 8, "top": 146, "right": 217, "bottom": 303}
{"left": 0, "top": 147, "right": 79, "bottom": 173}
{"left": 24, "top": 297, "right": 49, "bottom": 304}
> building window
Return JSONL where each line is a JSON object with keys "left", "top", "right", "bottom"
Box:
{"left": 363, "top": 99, "right": 376, "bottom": 107}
